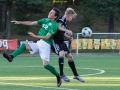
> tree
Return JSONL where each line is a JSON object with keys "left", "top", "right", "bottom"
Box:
{"left": 5, "top": 0, "right": 13, "bottom": 39}
{"left": 0, "top": 4, "right": 2, "bottom": 31}
{"left": 13, "top": 0, "right": 45, "bottom": 35}
{"left": 85, "top": 0, "right": 120, "bottom": 33}
{"left": 0, "top": 0, "right": 48, "bottom": 39}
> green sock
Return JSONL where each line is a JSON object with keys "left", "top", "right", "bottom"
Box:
{"left": 44, "top": 64, "right": 59, "bottom": 76}
{"left": 12, "top": 44, "right": 26, "bottom": 58}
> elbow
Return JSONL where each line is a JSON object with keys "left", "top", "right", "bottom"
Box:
{"left": 44, "top": 37, "right": 50, "bottom": 40}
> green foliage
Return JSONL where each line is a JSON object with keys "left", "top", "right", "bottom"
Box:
{"left": 67, "top": 0, "right": 73, "bottom": 4}
{"left": 84, "top": 0, "right": 120, "bottom": 33}
{"left": 12, "top": 0, "right": 46, "bottom": 35}
{"left": 79, "top": 12, "right": 94, "bottom": 31}
{"left": 15, "top": 0, "right": 45, "bottom": 14}
{"left": 0, "top": 0, "right": 48, "bottom": 35}
{"left": 11, "top": 23, "right": 30, "bottom": 35}
{"left": 77, "top": 2, "right": 95, "bottom": 31}
{"left": 0, "top": 0, "right": 14, "bottom": 5}
{"left": 86, "top": 0, "right": 120, "bottom": 15}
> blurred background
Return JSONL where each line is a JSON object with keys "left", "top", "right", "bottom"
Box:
{"left": 0, "top": 0, "right": 120, "bottom": 39}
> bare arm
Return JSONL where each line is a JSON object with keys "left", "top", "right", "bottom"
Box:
{"left": 11, "top": 21, "right": 38, "bottom": 26}
{"left": 28, "top": 32, "right": 52, "bottom": 40}
{"left": 64, "top": 32, "right": 73, "bottom": 41}
{"left": 58, "top": 23, "right": 72, "bottom": 35}
{"left": 58, "top": 23, "right": 73, "bottom": 40}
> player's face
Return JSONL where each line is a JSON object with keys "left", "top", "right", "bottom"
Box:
{"left": 48, "top": 10, "right": 57, "bottom": 20}
{"left": 66, "top": 15, "right": 74, "bottom": 22}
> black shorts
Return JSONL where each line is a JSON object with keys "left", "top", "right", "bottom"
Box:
{"left": 51, "top": 40, "right": 70, "bottom": 55}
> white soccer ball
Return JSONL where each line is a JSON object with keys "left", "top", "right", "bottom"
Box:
{"left": 81, "top": 27, "right": 92, "bottom": 37}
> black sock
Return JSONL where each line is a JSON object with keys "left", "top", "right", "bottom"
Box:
{"left": 68, "top": 60, "right": 78, "bottom": 76}
{"left": 58, "top": 56, "right": 64, "bottom": 76}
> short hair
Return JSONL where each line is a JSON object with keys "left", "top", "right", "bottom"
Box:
{"left": 65, "top": 8, "right": 77, "bottom": 19}
{"left": 52, "top": 7, "right": 61, "bottom": 20}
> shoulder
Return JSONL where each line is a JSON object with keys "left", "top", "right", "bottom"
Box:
{"left": 38, "top": 18, "right": 49, "bottom": 22}
{"left": 57, "top": 16, "right": 66, "bottom": 23}
{"left": 38, "top": 18, "right": 46, "bottom": 21}
{"left": 37, "top": 18, "right": 46, "bottom": 23}
{"left": 52, "top": 21, "right": 58, "bottom": 27}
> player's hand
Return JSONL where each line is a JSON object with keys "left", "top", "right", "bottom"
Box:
{"left": 28, "top": 32, "right": 36, "bottom": 37}
{"left": 70, "top": 37, "right": 73, "bottom": 41}
{"left": 66, "top": 29, "right": 73, "bottom": 36}
{"left": 11, "top": 21, "right": 20, "bottom": 24}
{"left": 64, "top": 32, "right": 72, "bottom": 40}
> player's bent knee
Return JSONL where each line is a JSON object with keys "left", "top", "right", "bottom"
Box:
{"left": 26, "top": 44, "right": 32, "bottom": 50}
{"left": 66, "top": 54, "right": 73, "bottom": 60}
{"left": 20, "top": 44, "right": 26, "bottom": 50}
{"left": 43, "top": 60, "right": 49, "bottom": 66}
{"left": 59, "top": 51, "right": 65, "bottom": 57}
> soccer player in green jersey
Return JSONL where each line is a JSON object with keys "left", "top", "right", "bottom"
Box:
{"left": 2, "top": 7, "right": 62, "bottom": 87}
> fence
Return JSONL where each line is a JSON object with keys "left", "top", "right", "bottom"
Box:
{"left": 74, "top": 33, "right": 120, "bottom": 55}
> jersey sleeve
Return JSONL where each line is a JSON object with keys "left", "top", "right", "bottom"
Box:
{"left": 37, "top": 18, "right": 46, "bottom": 25}
{"left": 48, "top": 22, "right": 58, "bottom": 35}
{"left": 57, "top": 17, "right": 64, "bottom": 24}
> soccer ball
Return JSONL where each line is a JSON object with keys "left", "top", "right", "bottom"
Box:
{"left": 81, "top": 27, "right": 92, "bottom": 37}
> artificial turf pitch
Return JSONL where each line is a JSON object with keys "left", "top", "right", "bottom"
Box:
{"left": 0, "top": 54, "right": 120, "bottom": 90}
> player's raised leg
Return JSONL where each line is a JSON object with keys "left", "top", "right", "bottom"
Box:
{"left": 3, "top": 44, "right": 31, "bottom": 62}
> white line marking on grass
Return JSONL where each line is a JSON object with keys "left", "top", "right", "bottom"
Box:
{"left": 0, "top": 66, "right": 105, "bottom": 76}
{"left": 60, "top": 67, "right": 105, "bottom": 76}
{"left": 0, "top": 82, "right": 78, "bottom": 90}
{"left": 0, "top": 66, "right": 105, "bottom": 90}
{"left": 78, "top": 68, "right": 105, "bottom": 76}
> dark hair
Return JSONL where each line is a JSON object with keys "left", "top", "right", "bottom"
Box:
{"left": 52, "top": 7, "right": 61, "bottom": 20}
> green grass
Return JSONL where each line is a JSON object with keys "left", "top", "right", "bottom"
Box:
{"left": 0, "top": 54, "right": 120, "bottom": 90}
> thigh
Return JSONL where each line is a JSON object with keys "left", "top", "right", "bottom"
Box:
{"left": 42, "top": 60, "right": 49, "bottom": 66}
{"left": 52, "top": 40, "right": 65, "bottom": 55}
{"left": 26, "top": 44, "right": 32, "bottom": 50}
{"left": 37, "top": 40, "right": 51, "bottom": 62}
{"left": 51, "top": 44, "right": 59, "bottom": 55}
{"left": 28, "top": 42, "right": 39, "bottom": 54}
{"left": 65, "top": 53, "right": 73, "bottom": 60}
{"left": 62, "top": 42, "right": 70, "bottom": 55}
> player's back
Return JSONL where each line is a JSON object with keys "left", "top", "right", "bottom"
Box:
{"left": 53, "top": 16, "right": 67, "bottom": 42}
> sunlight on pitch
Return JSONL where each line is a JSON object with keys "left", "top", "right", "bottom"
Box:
{"left": 0, "top": 76, "right": 120, "bottom": 87}
{"left": 0, "top": 77, "right": 55, "bottom": 80}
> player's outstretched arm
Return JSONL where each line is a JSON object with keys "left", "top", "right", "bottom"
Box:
{"left": 11, "top": 21, "right": 38, "bottom": 26}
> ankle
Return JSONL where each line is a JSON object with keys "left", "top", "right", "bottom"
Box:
{"left": 10, "top": 55, "right": 14, "bottom": 59}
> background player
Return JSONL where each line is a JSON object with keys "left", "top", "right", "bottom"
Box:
{"left": 51, "top": 7, "right": 85, "bottom": 82}
{"left": 3, "top": 7, "right": 62, "bottom": 87}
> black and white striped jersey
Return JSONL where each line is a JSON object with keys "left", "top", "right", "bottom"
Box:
{"left": 53, "top": 16, "right": 67, "bottom": 41}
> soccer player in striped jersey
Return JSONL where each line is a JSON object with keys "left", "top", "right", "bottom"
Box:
{"left": 51, "top": 8, "right": 85, "bottom": 82}
{"left": 3, "top": 7, "right": 62, "bottom": 87}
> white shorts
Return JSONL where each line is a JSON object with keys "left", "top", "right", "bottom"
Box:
{"left": 28, "top": 40, "right": 51, "bottom": 62}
